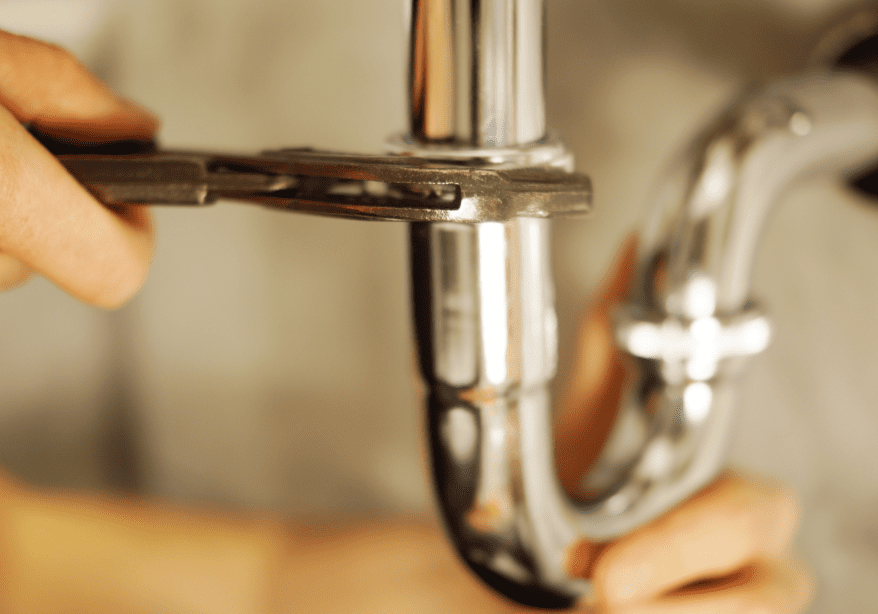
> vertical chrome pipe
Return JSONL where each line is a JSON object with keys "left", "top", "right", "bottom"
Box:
{"left": 407, "top": 0, "right": 580, "bottom": 608}
{"left": 409, "top": 0, "right": 546, "bottom": 145}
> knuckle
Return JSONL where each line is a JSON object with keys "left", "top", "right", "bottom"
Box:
{"left": 709, "top": 495, "right": 761, "bottom": 559}
{"left": 40, "top": 41, "right": 80, "bottom": 74}
{"left": 41, "top": 44, "right": 89, "bottom": 97}
{"left": 0, "top": 255, "right": 32, "bottom": 291}
{"left": 19, "top": 39, "right": 97, "bottom": 119}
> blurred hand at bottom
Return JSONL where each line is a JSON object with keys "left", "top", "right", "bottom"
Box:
{"left": 0, "top": 478, "right": 539, "bottom": 614}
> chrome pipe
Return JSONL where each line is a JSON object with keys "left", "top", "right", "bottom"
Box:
{"left": 410, "top": 218, "right": 585, "bottom": 608}
{"left": 409, "top": 0, "right": 545, "bottom": 146}
{"left": 632, "top": 73, "right": 878, "bottom": 318}
{"left": 601, "top": 70, "right": 878, "bottom": 538}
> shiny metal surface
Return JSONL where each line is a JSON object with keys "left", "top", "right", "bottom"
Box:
{"left": 630, "top": 72, "right": 878, "bottom": 318}
{"left": 594, "top": 70, "right": 878, "bottom": 536}
{"left": 386, "top": 133, "right": 574, "bottom": 170}
{"left": 815, "top": 3, "right": 878, "bottom": 198}
{"left": 409, "top": 0, "right": 545, "bottom": 146}
{"left": 412, "top": 219, "right": 584, "bottom": 607}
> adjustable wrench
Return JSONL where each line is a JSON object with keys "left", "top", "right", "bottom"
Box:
{"left": 33, "top": 130, "right": 592, "bottom": 223}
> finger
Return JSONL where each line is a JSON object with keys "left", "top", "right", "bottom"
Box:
{"left": 0, "top": 30, "right": 158, "bottom": 141}
{"left": 0, "top": 252, "right": 33, "bottom": 290}
{"left": 0, "top": 31, "right": 158, "bottom": 308}
{"left": 0, "top": 104, "right": 153, "bottom": 308}
{"left": 555, "top": 236, "right": 637, "bottom": 497}
{"left": 607, "top": 557, "right": 813, "bottom": 614}
{"left": 591, "top": 473, "right": 800, "bottom": 606}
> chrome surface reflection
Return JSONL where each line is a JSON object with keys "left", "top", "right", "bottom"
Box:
{"left": 409, "top": 0, "right": 545, "bottom": 146}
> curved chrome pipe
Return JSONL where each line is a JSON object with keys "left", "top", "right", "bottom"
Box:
{"left": 411, "top": 218, "right": 585, "bottom": 608}
{"left": 406, "top": 0, "right": 878, "bottom": 609}
{"left": 602, "top": 70, "right": 878, "bottom": 533}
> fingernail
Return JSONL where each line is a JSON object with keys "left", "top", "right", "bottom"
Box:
{"left": 115, "top": 97, "right": 161, "bottom": 133}
{"left": 602, "top": 560, "right": 653, "bottom": 604}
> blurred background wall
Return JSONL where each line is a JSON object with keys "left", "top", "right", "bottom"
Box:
{"left": 0, "top": 0, "right": 877, "bottom": 612}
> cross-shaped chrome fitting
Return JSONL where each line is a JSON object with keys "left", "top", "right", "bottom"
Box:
{"left": 615, "top": 301, "right": 772, "bottom": 384}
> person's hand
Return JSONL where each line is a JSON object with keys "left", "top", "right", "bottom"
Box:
{"left": 0, "top": 30, "right": 158, "bottom": 307}
{"left": 556, "top": 239, "right": 814, "bottom": 614}
{"left": 570, "top": 473, "right": 812, "bottom": 614}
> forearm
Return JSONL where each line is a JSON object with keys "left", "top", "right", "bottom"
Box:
{"left": 0, "top": 478, "right": 289, "bottom": 614}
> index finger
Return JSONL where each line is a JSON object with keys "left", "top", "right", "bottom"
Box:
{"left": 0, "top": 31, "right": 157, "bottom": 140}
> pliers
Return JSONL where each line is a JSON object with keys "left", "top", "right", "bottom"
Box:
{"left": 33, "top": 128, "right": 592, "bottom": 224}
